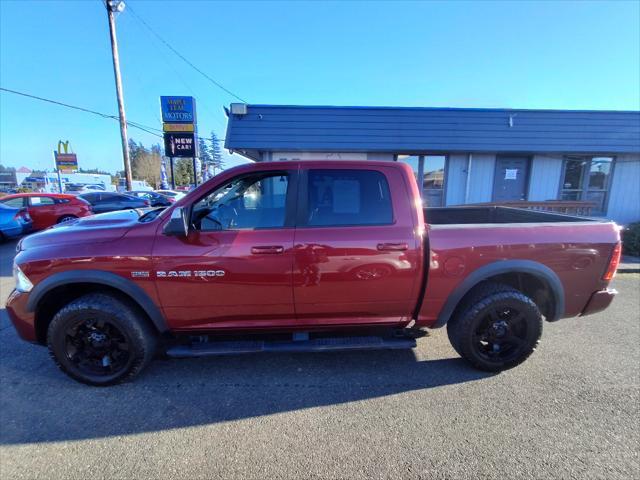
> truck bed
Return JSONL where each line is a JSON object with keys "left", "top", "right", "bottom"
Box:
{"left": 417, "top": 205, "right": 619, "bottom": 328}
{"left": 424, "top": 206, "right": 601, "bottom": 225}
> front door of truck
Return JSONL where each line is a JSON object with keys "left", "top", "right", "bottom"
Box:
{"left": 152, "top": 169, "right": 297, "bottom": 331}
{"left": 292, "top": 166, "right": 421, "bottom": 326}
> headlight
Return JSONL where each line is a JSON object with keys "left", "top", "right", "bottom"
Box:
{"left": 13, "top": 263, "right": 33, "bottom": 293}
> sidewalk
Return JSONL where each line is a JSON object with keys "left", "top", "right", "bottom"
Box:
{"left": 619, "top": 255, "right": 640, "bottom": 273}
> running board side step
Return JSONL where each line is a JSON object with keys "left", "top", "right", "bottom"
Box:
{"left": 165, "top": 335, "right": 417, "bottom": 358}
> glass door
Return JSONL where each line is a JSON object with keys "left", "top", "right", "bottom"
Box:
{"left": 561, "top": 156, "right": 613, "bottom": 215}
{"left": 396, "top": 154, "right": 446, "bottom": 207}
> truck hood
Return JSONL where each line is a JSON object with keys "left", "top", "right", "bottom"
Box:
{"left": 19, "top": 209, "right": 145, "bottom": 250}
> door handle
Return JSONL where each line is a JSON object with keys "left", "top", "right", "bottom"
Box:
{"left": 251, "top": 245, "right": 285, "bottom": 254}
{"left": 377, "top": 242, "right": 409, "bottom": 251}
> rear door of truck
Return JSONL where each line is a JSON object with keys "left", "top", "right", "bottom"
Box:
{"left": 292, "top": 163, "right": 422, "bottom": 326}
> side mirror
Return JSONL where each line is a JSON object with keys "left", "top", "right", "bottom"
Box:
{"left": 163, "top": 206, "right": 189, "bottom": 237}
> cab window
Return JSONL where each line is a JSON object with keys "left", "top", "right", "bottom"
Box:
{"left": 192, "top": 172, "right": 290, "bottom": 231}
{"left": 305, "top": 169, "right": 393, "bottom": 226}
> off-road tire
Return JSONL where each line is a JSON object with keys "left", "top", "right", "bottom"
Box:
{"left": 47, "top": 293, "right": 157, "bottom": 386}
{"left": 447, "top": 282, "right": 542, "bottom": 372}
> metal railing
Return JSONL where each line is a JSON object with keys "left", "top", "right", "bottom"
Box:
{"left": 475, "top": 200, "right": 597, "bottom": 216}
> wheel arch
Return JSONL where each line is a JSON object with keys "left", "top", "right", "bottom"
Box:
{"left": 26, "top": 270, "right": 169, "bottom": 344}
{"left": 433, "top": 260, "right": 565, "bottom": 328}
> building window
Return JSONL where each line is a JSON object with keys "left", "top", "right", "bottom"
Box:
{"left": 423, "top": 155, "right": 446, "bottom": 207}
{"left": 560, "top": 156, "right": 613, "bottom": 215}
{"left": 396, "top": 154, "right": 447, "bottom": 207}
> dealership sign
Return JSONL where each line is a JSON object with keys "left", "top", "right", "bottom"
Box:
{"left": 160, "top": 96, "right": 196, "bottom": 123}
{"left": 161, "top": 96, "right": 197, "bottom": 159}
{"left": 164, "top": 132, "right": 196, "bottom": 158}
{"left": 163, "top": 123, "right": 195, "bottom": 132}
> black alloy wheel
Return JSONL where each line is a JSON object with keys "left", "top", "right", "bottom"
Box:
{"left": 63, "top": 318, "right": 133, "bottom": 380}
{"left": 48, "top": 293, "right": 157, "bottom": 386}
{"left": 471, "top": 305, "right": 529, "bottom": 364}
{"left": 447, "top": 283, "right": 543, "bottom": 372}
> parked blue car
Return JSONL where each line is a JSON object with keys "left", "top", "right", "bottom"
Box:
{"left": 0, "top": 203, "right": 32, "bottom": 242}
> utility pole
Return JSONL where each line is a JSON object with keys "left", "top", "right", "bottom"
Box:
{"left": 105, "top": 1, "right": 132, "bottom": 191}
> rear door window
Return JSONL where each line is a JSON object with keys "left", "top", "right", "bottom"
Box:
{"left": 29, "top": 196, "right": 56, "bottom": 206}
{"left": 81, "top": 193, "right": 100, "bottom": 203}
{"left": 0, "top": 197, "right": 26, "bottom": 208}
{"left": 304, "top": 169, "right": 393, "bottom": 226}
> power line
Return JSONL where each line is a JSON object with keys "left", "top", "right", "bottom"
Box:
{"left": 1, "top": 87, "right": 225, "bottom": 151}
{"left": 126, "top": 3, "right": 248, "bottom": 103}
{"left": 0, "top": 87, "right": 163, "bottom": 139}
{"left": 120, "top": 7, "right": 228, "bottom": 135}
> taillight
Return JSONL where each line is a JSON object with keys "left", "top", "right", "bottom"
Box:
{"left": 143, "top": 200, "right": 150, "bottom": 206}
{"left": 13, "top": 208, "right": 30, "bottom": 222}
{"left": 602, "top": 243, "right": 621, "bottom": 281}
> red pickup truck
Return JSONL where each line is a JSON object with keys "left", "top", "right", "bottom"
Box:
{"left": 6, "top": 161, "right": 621, "bottom": 385}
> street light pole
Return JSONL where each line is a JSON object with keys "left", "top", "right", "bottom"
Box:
{"left": 105, "top": 1, "right": 132, "bottom": 191}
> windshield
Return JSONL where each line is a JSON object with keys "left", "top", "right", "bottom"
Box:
{"left": 138, "top": 207, "right": 165, "bottom": 223}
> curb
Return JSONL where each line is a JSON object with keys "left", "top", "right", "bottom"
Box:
{"left": 618, "top": 268, "right": 640, "bottom": 273}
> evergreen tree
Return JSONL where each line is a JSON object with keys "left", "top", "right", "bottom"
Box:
{"left": 198, "top": 136, "right": 212, "bottom": 180}
{"left": 209, "top": 131, "right": 224, "bottom": 174}
{"left": 198, "top": 137, "right": 212, "bottom": 164}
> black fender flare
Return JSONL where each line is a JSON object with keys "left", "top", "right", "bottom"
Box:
{"left": 433, "top": 259, "right": 565, "bottom": 328}
{"left": 26, "top": 270, "right": 169, "bottom": 333}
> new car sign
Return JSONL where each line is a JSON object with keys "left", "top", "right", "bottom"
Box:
{"left": 164, "top": 132, "right": 196, "bottom": 158}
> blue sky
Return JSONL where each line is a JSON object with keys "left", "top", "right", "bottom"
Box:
{"left": 1, "top": 0, "right": 639, "bottom": 173}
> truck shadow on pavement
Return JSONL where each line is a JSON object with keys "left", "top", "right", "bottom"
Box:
{"left": 0, "top": 331, "right": 491, "bottom": 445}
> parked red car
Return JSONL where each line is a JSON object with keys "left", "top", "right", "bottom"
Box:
{"left": 0, "top": 193, "right": 92, "bottom": 231}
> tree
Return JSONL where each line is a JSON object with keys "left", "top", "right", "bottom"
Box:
{"left": 173, "top": 158, "right": 194, "bottom": 186}
{"left": 127, "top": 139, "right": 163, "bottom": 188}
{"left": 198, "top": 137, "right": 212, "bottom": 164}
{"left": 197, "top": 136, "right": 212, "bottom": 181}
{"left": 209, "top": 131, "right": 224, "bottom": 174}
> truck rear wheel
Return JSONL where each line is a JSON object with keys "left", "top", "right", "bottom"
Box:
{"left": 47, "top": 293, "right": 157, "bottom": 386}
{"left": 447, "top": 283, "right": 542, "bottom": 372}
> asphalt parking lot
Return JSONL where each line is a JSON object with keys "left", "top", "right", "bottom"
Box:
{"left": 0, "top": 238, "right": 638, "bottom": 480}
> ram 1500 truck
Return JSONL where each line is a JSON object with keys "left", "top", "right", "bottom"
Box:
{"left": 6, "top": 161, "right": 621, "bottom": 385}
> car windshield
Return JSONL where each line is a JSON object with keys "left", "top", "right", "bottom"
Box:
{"left": 138, "top": 207, "right": 164, "bottom": 223}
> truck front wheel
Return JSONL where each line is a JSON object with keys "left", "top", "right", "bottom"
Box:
{"left": 447, "top": 284, "right": 543, "bottom": 372}
{"left": 47, "top": 293, "right": 157, "bottom": 386}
